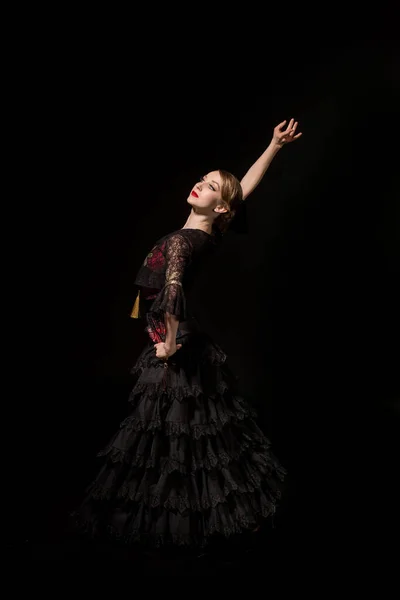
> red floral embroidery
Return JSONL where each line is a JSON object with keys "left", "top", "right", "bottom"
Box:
{"left": 146, "top": 321, "right": 166, "bottom": 343}
{"left": 144, "top": 242, "right": 166, "bottom": 270}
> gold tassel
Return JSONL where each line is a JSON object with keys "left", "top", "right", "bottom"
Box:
{"left": 130, "top": 290, "right": 140, "bottom": 319}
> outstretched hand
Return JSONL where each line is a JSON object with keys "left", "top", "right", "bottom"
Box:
{"left": 273, "top": 118, "right": 302, "bottom": 148}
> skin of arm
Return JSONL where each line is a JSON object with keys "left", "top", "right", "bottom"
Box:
{"left": 164, "top": 312, "right": 179, "bottom": 353}
{"left": 240, "top": 141, "right": 281, "bottom": 200}
{"left": 240, "top": 118, "right": 301, "bottom": 200}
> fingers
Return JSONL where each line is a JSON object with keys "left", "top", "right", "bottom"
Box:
{"left": 276, "top": 119, "right": 302, "bottom": 140}
{"left": 278, "top": 119, "right": 302, "bottom": 144}
{"left": 283, "top": 118, "right": 294, "bottom": 134}
{"left": 289, "top": 121, "right": 298, "bottom": 137}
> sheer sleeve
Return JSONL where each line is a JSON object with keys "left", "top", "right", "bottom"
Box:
{"left": 149, "top": 233, "right": 191, "bottom": 320}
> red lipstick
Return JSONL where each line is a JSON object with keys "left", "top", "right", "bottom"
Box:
{"left": 191, "top": 191, "right": 198, "bottom": 198}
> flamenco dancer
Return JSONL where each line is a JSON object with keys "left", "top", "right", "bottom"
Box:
{"left": 72, "top": 119, "right": 302, "bottom": 549}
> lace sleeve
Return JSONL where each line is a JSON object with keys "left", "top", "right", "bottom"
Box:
{"left": 149, "top": 234, "right": 191, "bottom": 319}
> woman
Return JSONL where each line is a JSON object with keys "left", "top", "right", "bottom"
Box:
{"left": 72, "top": 119, "right": 302, "bottom": 548}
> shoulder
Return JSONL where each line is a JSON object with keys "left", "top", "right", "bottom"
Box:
{"left": 164, "top": 231, "right": 194, "bottom": 259}
{"left": 165, "top": 229, "right": 211, "bottom": 250}
{"left": 166, "top": 230, "right": 193, "bottom": 247}
{"left": 158, "top": 228, "right": 216, "bottom": 256}
{"left": 177, "top": 228, "right": 217, "bottom": 248}
{"left": 150, "top": 230, "right": 191, "bottom": 252}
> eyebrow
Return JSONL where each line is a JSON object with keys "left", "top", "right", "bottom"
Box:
{"left": 204, "top": 175, "right": 220, "bottom": 190}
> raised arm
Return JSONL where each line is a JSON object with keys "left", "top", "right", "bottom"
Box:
{"left": 240, "top": 119, "right": 302, "bottom": 201}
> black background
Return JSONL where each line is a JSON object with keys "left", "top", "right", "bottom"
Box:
{"left": 8, "top": 30, "right": 399, "bottom": 567}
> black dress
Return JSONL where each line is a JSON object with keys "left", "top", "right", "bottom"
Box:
{"left": 72, "top": 228, "right": 286, "bottom": 548}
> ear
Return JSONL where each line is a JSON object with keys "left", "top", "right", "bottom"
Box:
{"left": 213, "top": 203, "right": 229, "bottom": 214}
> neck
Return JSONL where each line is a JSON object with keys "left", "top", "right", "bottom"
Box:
{"left": 181, "top": 211, "right": 214, "bottom": 235}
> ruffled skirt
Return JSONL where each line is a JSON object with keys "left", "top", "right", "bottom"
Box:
{"left": 71, "top": 325, "right": 286, "bottom": 548}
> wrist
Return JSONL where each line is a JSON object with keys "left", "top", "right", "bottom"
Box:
{"left": 269, "top": 140, "right": 282, "bottom": 153}
{"left": 164, "top": 341, "right": 176, "bottom": 353}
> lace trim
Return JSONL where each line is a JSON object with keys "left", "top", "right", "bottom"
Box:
{"left": 127, "top": 379, "right": 235, "bottom": 404}
{"left": 117, "top": 409, "right": 258, "bottom": 440}
{"left": 106, "top": 511, "right": 268, "bottom": 545}
{"left": 88, "top": 477, "right": 283, "bottom": 513}
{"left": 97, "top": 436, "right": 271, "bottom": 472}
{"left": 71, "top": 511, "right": 268, "bottom": 548}
{"left": 147, "top": 234, "right": 191, "bottom": 317}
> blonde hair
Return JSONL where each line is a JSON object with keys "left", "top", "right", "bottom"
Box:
{"left": 213, "top": 169, "right": 243, "bottom": 234}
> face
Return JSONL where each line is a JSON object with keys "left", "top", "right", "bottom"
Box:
{"left": 187, "top": 171, "right": 227, "bottom": 215}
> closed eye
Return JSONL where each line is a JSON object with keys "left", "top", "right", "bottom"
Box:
{"left": 200, "top": 176, "right": 216, "bottom": 192}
